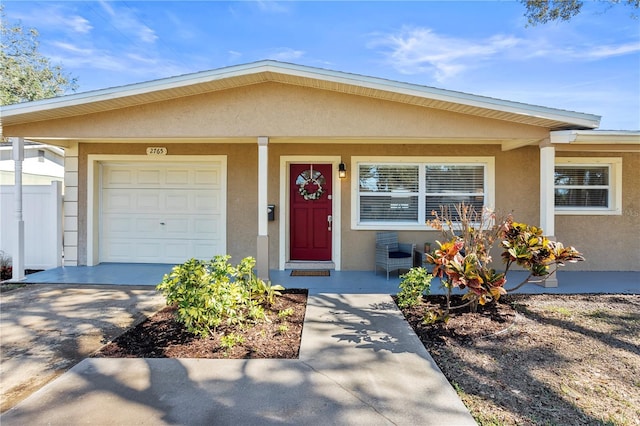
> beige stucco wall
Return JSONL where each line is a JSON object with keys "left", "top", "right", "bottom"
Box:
{"left": 68, "top": 141, "right": 639, "bottom": 272}
{"left": 554, "top": 151, "right": 640, "bottom": 271}
{"left": 6, "top": 82, "right": 549, "bottom": 141}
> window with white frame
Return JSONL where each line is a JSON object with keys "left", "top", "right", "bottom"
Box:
{"left": 353, "top": 157, "right": 494, "bottom": 229}
{"left": 554, "top": 157, "right": 622, "bottom": 215}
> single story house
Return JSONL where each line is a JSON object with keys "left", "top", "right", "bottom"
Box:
{"left": 2, "top": 60, "right": 639, "bottom": 280}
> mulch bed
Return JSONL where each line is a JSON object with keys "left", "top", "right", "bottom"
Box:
{"left": 94, "top": 289, "right": 307, "bottom": 359}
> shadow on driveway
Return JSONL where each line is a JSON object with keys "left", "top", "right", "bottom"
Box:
{"left": 0, "top": 284, "right": 165, "bottom": 412}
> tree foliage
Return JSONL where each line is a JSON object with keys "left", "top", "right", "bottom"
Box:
{"left": 521, "top": 0, "right": 639, "bottom": 25}
{"left": 1, "top": 6, "right": 77, "bottom": 106}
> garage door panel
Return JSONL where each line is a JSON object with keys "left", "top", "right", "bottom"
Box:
{"left": 166, "top": 170, "right": 190, "bottom": 185}
{"left": 191, "top": 241, "right": 221, "bottom": 259}
{"left": 102, "top": 240, "right": 162, "bottom": 262}
{"left": 136, "top": 218, "right": 162, "bottom": 233}
{"left": 195, "top": 169, "right": 220, "bottom": 186}
{"left": 163, "top": 241, "right": 191, "bottom": 259}
{"left": 194, "top": 193, "right": 218, "bottom": 211}
{"left": 193, "top": 217, "right": 222, "bottom": 238}
{"left": 164, "top": 193, "right": 191, "bottom": 211}
{"left": 103, "top": 216, "right": 160, "bottom": 236}
{"left": 102, "top": 191, "right": 134, "bottom": 211}
{"left": 165, "top": 218, "right": 189, "bottom": 234}
{"left": 137, "top": 193, "right": 162, "bottom": 211}
{"left": 100, "top": 161, "right": 225, "bottom": 264}
{"left": 106, "top": 169, "right": 134, "bottom": 186}
{"left": 103, "top": 216, "right": 133, "bottom": 233}
{"left": 138, "top": 170, "right": 162, "bottom": 185}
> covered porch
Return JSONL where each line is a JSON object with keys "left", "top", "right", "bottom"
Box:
{"left": 20, "top": 263, "right": 639, "bottom": 295}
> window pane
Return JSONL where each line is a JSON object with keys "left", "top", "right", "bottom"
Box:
{"left": 555, "top": 167, "right": 608, "bottom": 186}
{"left": 555, "top": 189, "right": 608, "bottom": 208}
{"left": 359, "top": 165, "right": 419, "bottom": 193}
{"left": 426, "top": 196, "right": 485, "bottom": 220}
{"left": 426, "top": 165, "right": 484, "bottom": 193}
{"left": 360, "top": 196, "right": 419, "bottom": 222}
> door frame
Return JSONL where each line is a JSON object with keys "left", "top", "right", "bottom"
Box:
{"left": 279, "top": 155, "right": 342, "bottom": 270}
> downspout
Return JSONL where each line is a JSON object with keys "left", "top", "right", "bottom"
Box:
{"left": 10, "top": 137, "right": 25, "bottom": 281}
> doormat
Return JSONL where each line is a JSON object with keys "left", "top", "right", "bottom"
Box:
{"left": 290, "top": 270, "right": 330, "bottom": 277}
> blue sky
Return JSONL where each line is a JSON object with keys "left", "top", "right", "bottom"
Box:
{"left": 5, "top": 1, "right": 640, "bottom": 130}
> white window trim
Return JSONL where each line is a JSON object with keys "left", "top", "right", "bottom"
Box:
{"left": 554, "top": 157, "right": 622, "bottom": 216}
{"left": 351, "top": 156, "right": 495, "bottom": 230}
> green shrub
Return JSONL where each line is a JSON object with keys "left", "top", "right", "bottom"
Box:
{"left": 156, "top": 255, "right": 284, "bottom": 338}
{"left": 397, "top": 267, "right": 432, "bottom": 308}
{"left": 220, "top": 333, "right": 245, "bottom": 352}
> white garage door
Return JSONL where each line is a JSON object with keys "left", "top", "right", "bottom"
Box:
{"left": 100, "top": 162, "right": 225, "bottom": 264}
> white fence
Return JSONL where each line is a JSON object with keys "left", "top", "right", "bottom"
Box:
{"left": 0, "top": 181, "right": 63, "bottom": 270}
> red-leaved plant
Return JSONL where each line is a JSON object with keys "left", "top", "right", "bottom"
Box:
{"left": 425, "top": 203, "right": 583, "bottom": 321}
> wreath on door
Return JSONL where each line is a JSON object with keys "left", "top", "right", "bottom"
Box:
{"left": 298, "top": 177, "right": 324, "bottom": 200}
{"left": 297, "top": 168, "right": 326, "bottom": 200}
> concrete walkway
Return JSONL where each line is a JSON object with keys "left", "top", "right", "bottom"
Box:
{"left": 0, "top": 293, "right": 475, "bottom": 425}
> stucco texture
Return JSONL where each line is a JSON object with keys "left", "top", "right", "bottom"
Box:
{"left": 5, "top": 82, "right": 549, "bottom": 141}
{"left": 555, "top": 151, "right": 640, "bottom": 271}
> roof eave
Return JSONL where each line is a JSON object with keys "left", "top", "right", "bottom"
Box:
{"left": 2, "top": 60, "right": 601, "bottom": 130}
{"left": 550, "top": 130, "right": 640, "bottom": 144}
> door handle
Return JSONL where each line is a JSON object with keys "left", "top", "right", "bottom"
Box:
{"left": 327, "top": 215, "right": 332, "bottom": 231}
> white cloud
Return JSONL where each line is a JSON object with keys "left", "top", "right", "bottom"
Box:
{"left": 522, "top": 40, "right": 640, "bottom": 61}
{"left": 66, "top": 15, "right": 93, "bottom": 34}
{"left": 9, "top": 6, "right": 93, "bottom": 35}
{"left": 266, "top": 48, "right": 305, "bottom": 61}
{"left": 255, "top": 1, "right": 290, "bottom": 14}
{"left": 370, "top": 27, "right": 521, "bottom": 82}
{"left": 48, "top": 40, "right": 190, "bottom": 80}
{"left": 99, "top": 1, "right": 158, "bottom": 44}
{"left": 580, "top": 41, "right": 640, "bottom": 59}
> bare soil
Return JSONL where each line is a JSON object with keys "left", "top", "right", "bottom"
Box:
{"left": 94, "top": 289, "right": 307, "bottom": 359}
{"left": 399, "top": 294, "right": 640, "bottom": 426}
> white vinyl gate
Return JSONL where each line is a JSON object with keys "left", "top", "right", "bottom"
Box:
{"left": 0, "top": 181, "right": 63, "bottom": 270}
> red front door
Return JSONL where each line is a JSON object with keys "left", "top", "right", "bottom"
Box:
{"left": 290, "top": 163, "right": 332, "bottom": 261}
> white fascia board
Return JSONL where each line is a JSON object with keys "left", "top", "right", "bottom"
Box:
{"left": 551, "top": 130, "right": 640, "bottom": 144}
{"left": 3, "top": 60, "right": 601, "bottom": 128}
{"left": 1, "top": 61, "right": 274, "bottom": 117}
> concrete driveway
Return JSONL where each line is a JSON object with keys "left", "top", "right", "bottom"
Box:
{"left": 0, "top": 284, "right": 165, "bottom": 412}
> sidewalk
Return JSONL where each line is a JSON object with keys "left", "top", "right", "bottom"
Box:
{"left": 0, "top": 293, "right": 475, "bottom": 425}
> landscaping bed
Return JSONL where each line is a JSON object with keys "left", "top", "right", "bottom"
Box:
{"left": 91, "top": 288, "right": 639, "bottom": 425}
{"left": 94, "top": 289, "right": 307, "bottom": 359}
{"left": 399, "top": 293, "right": 640, "bottom": 425}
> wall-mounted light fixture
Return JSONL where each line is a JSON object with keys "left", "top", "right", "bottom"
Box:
{"left": 338, "top": 162, "right": 347, "bottom": 179}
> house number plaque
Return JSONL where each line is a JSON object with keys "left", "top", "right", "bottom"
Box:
{"left": 146, "top": 147, "right": 168, "bottom": 155}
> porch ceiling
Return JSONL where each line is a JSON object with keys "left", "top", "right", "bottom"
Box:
{"left": 2, "top": 61, "right": 600, "bottom": 131}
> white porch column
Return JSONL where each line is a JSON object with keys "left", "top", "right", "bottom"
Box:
{"left": 10, "top": 137, "right": 25, "bottom": 281}
{"left": 256, "top": 136, "right": 270, "bottom": 280}
{"left": 539, "top": 140, "right": 558, "bottom": 287}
